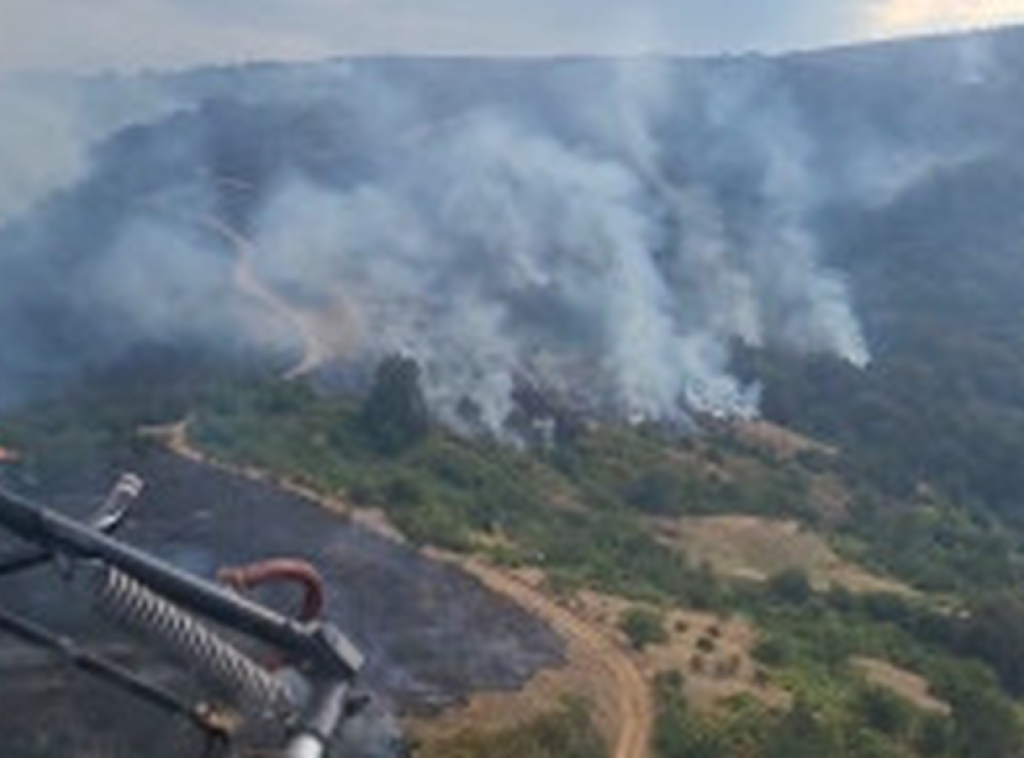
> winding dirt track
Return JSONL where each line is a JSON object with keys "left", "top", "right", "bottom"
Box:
{"left": 204, "top": 216, "right": 327, "bottom": 380}
{"left": 153, "top": 421, "right": 653, "bottom": 758}
{"left": 451, "top": 559, "right": 654, "bottom": 758}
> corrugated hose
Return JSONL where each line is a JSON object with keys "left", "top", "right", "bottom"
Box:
{"left": 87, "top": 563, "right": 295, "bottom": 719}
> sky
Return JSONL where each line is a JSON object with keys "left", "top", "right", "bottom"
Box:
{"left": 0, "top": 0, "right": 1023, "bottom": 74}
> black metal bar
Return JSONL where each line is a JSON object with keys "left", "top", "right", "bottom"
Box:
{"left": 0, "top": 474, "right": 140, "bottom": 578}
{"left": 0, "top": 604, "right": 210, "bottom": 728}
{"left": 0, "top": 547, "right": 49, "bottom": 577}
{"left": 0, "top": 486, "right": 362, "bottom": 679}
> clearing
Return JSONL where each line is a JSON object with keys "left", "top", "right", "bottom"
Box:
{"left": 409, "top": 562, "right": 789, "bottom": 758}
{"left": 654, "top": 515, "right": 914, "bottom": 596}
{"left": 852, "top": 657, "right": 950, "bottom": 715}
{"left": 414, "top": 559, "right": 655, "bottom": 758}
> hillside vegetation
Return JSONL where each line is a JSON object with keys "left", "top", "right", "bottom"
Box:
{"left": 6, "top": 344, "right": 1024, "bottom": 758}
{"left": 4, "top": 27, "right": 1024, "bottom": 758}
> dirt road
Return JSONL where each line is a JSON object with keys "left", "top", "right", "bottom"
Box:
{"left": 152, "top": 419, "right": 402, "bottom": 541}
{"left": 447, "top": 558, "right": 654, "bottom": 758}
{"left": 153, "top": 422, "right": 652, "bottom": 758}
{"left": 205, "top": 215, "right": 328, "bottom": 380}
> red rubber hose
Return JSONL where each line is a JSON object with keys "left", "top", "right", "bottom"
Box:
{"left": 217, "top": 559, "right": 325, "bottom": 623}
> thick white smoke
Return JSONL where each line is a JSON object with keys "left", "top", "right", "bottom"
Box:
{"left": 253, "top": 114, "right": 758, "bottom": 430}
{"left": 14, "top": 40, "right": 1005, "bottom": 428}
{"left": 249, "top": 77, "right": 866, "bottom": 431}
{"left": 0, "top": 81, "right": 91, "bottom": 226}
{"left": 0, "top": 75, "right": 182, "bottom": 227}
{"left": 613, "top": 59, "right": 869, "bottom": 366}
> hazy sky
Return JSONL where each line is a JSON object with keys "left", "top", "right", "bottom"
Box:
{"left": 1, "top": 0, "right": 1023, "bottom": 73}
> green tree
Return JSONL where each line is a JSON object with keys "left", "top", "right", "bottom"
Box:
{"left": 856, "top": 686, "right": 911, "bottom": 739}
{"left": 767, "top": 568, "right": 813, "bottom": 605}
{"left": 620, "top": 607, "right": 668, "bottom": 651}
{"left": 960, "top": 592, "right": 1024, "bottom": 696}
{"left": 945, "top": 674, "right": 1023, "bottom": 758}
{"left": 360, "top": 355, "right": 430, "bottom": 455}
{"left": 764, "top": 699, "right": 843, "bottom": 758}
{"left": 914, "top": 714, "right": 953, "bottom": 758}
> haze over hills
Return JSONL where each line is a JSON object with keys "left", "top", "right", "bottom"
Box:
{"left": 2, "top": 26, "right": 1022, "bottom": 437}
{"left": 5, "top": 24, "right": 1024, "bottom": 758}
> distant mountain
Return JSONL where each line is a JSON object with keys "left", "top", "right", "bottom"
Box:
{"left": 2, "top": 28, "right": 1024, "bottom": 514}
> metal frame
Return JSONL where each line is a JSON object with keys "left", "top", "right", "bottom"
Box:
{"left": 0, "top": 474, "right": 364, "bottom": 758}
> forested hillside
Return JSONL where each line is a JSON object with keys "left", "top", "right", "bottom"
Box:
{"left": 4, "top": 25, "right": 1024, "bottom": 758}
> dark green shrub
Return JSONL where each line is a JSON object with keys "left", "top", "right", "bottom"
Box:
{"left": 621, "top": 607, "right": 668, "bottom": 650}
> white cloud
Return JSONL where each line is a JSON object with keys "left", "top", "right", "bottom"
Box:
{"left": 1, "top": 0, "right": 1022, "bottom": 75}
{"left": 868, "top": 0, "right": 1024, "bottom": 36}
{"left": 0, "top": 0, "right": 332, "bottom": 74}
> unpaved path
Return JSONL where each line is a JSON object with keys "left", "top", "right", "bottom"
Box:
{"left": 204, "top": 215, "right": 328, "bottom": 380}
{"left": 150, "top": 420, "right": 653, "bottom": 758}
{"left": 444, "top": 559, "right": 654, "bottom": 758}
{"left": 146, "top": 419, "right": 401, "bottom": 540}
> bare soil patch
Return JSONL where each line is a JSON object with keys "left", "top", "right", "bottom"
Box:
{"left": 732, "top": 420, "right": 837, "bottom": 461}
{"left": 852, "top": 657, "right": 950, "bottom": 715}
{"left": 655, "top": 515, "right": 914, "bottom": 596}
{"left": 408, "top": 562, "right": 790, "bottom": 758}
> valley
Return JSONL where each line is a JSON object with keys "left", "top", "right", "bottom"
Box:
{"left": 3, "top": 23, "right": 1024, "bottom": 758}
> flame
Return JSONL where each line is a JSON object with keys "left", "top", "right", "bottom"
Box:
{"left": 0, "top": 445, "right": 22, "bottom": 463}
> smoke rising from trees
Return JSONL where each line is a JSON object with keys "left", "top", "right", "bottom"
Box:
{"left": 2, "top": 33, "right": 1009, "bottom": 431}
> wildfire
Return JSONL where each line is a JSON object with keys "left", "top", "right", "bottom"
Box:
{"left": 0, "top": 445, "right": 22, "bottom": 464}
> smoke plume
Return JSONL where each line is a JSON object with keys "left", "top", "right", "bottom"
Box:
{"left": 4, "top": 33, "right": 1013, "bottom": 431}
{"left": 246, "top": 59, "right": 869, "bottom": 430}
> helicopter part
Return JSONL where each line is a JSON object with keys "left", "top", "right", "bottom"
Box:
{"left": 0, "top": 601, "right": 236, "bottom": 758}
{"left": 0, "top": 473, "right": 141, "bottom": 578}
{"left": 218, "top": 559, "right": 326, "bottom": 624}
{"left": 0, "top": 475, "right": 366, "bottom": 758}
{"left": 284, "top": 679, "right": 349, "bottom": 758}
{"left": 89, "top": 563, "right": 294, "bottom": 717}
{"left": 0, "top": 601, "right": 231, "bottom": 737}
{"left": 91, "top": 472, "right": 145, "bottom": 532}
{"left": 0, "top": 482, "right": 363, "bottom": 678}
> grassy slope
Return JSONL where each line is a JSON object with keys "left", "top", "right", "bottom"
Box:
{"left": 6, "top": 373, "right": 1024, "bottom": 757}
